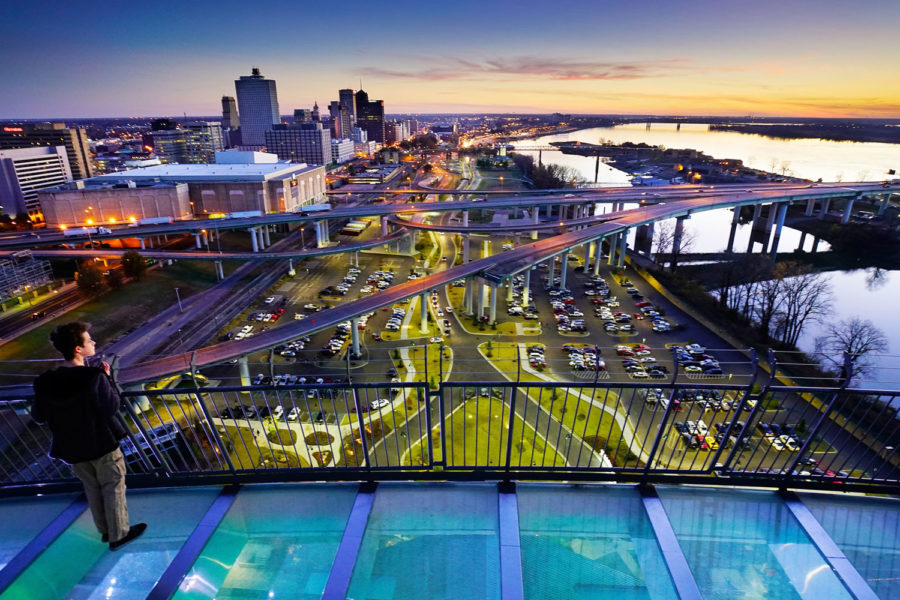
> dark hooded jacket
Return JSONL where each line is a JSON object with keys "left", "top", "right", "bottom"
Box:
{"left": 32, "top": 366, "right": 127, "bottom": 464}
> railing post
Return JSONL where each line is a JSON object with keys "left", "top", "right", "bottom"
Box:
{"left": 719, "top": 348, "right": 778, "bottom": 473}
{"left": 781, "top": 352, "right": 853, "bottom": 479}
{"left": 642, "top": 387, "right": 679, "bottom": 474}
{"left": 706, "top": 349, "right": 758, "bottom": 472}
{"left": 350, "top": 387, "right": 372, "bottom": 471}
{"left": 189, "top": 353, "right": 237, "bottom": 473}
{"left": 503, "top": 345, "right": 520, "bottom": 473}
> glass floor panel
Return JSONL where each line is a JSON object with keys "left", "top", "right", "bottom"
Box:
{"left": 657, "top": 486, "right": 853, "bottom": 600}
{"left": 172, "top": 483, "right": 358, "bottom": 600}
{"left": 518, "top": 484, "right": 678, "bottom": 600}
{"left": 346, "top": 483, "right": 501, "bottom": 600}
{"left": 801, "top": 492, "right": 900, "bottom": 600}
{"left": 0, "top": 493, "right": 77, "bottom": 571}
{"left": 0, "top": 487, "right": 220, "bottom": 600}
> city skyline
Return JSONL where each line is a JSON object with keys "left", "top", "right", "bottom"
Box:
{"left": 1, "top": 0, "right": 898, "bottom": 119}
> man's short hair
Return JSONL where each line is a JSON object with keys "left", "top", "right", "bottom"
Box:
{"left": 49, "top": 322, "right": 90, "bottom": 360}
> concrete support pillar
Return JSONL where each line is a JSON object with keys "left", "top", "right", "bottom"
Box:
{"left": 560, "top": 251, "right": 569, "bottom": 289}
{"left": 726, "top": 207, "right": 740, "bottom": 253}
{"left": 531, "top": 207, "right": 539, "bottom": 240}
{"left": 139, "top": 238, "right": 145, "bottom": 250}
{"left": 489, "top": 285, "right": 498, "bottom": 324}
{"left": 194, "top": 233, "right": 202, "bottom": 249}
{"left": 583, "top": 242, "right": 591, "bottom": 265}
{"left": 464, "top": 279, "right": 474, "bottom": 314}
{"left": 202, "top": 231, "right": 209, "bottom": 246}
{"left": 381, "top": 216, "right": 388, "bottom": 236}
{"left": 819, "top": 198, "right": 831, "bottom": 219}
{"left": 797, "top": 231, "right": 807, "bottom": 252}
{"left": 805, "top": 198, "right": 816, "bottom": 216}
{"left": 420, "top": 293, "right": 428, "bottom": 333}
{"left": 482, "top": 238, "right": 490, "bottom": 259}
{"left": 878, "top": 194, "right": 890, "bottom": 216}
{"left": 288, "top": 258, "right": 294, "bottom": 273}
{"left": 238, "top": 356, "right": 251, "bottom": 387}
{"left": 215, "top": 261, "right": 224, "bottom": 280}
{"left": 548, "top": 258, "right": 556, "bottom": 287}
{"left": 522, "top": 269, "right": 531, "bottom": 307}
{"left": 766, "top": 204, "right": 778, "bottom": 230}
{"left": 463, "top": 235, "right": 470, "bottom": 263}
{"left": 812, "top": 237, "right": 821, "bottom": 253}
{"left": 842, "top": 194, "right": 859, "bottom": 224}
{"left": 617, "top": 230, "right": 627, "bottom": 268}
{"left": 593, "top": 239, "right": 603, "bottom": 276}
{"left": 752, "top": 203, "right": 762, "bottom": 221}
{"left": 607, "top": 233, "right": 617, "bottom": 266}
{"left": 263, "top": 226, "right": 271, "bottom": 247}
{"left": 769, "top": 203, "right": 788, "bottom": 263}
{"left": 475, "top": 283, "right": 485, "bottom": 318}
{"left": 351, "top": 318, "right": 360, "bottom": 356}
{"left": 506, "top": 280, "right": 513, "bottom": 302}
{"left": 462, "top": 210, "right": 469, "bottom": 227}
{"left": 248, "top": 228, "right": 259, "bottom": 253}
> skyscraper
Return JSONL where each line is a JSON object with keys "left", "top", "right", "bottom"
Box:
{"left": 355, "top": 89, "right": 386, "bottom": 144}
{"left": 221, "top": 96, "right": 239, "bottom": 129}
{"left": 265, "top": 122, "right": 331, "bottom": 166}
{"left": 0, "top": 146, "right": 72, "bottom": 219}
{"left": 144, "top": 122, "right": 225, "bottom": 164}
{"left": 234, "top": 68, "right": 280, "bottom": 147}
{"left": 338, "top": 88, "right": 356, "bottom": 139}
{"left": 0, "top": 123, "right": 93, "bottom": 180}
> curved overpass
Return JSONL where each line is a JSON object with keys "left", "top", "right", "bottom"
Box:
{"left": 115, "top": 181, "right": 889, "bottom": 384}
{"left": 0, "top": 182, "right": 844, "bottom": 250}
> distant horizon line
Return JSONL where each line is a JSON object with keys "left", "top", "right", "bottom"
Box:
{"left": 2, "top": 113, "right": 899, "bottom": 123}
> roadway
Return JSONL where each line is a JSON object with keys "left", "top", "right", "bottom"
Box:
{"left": 0, "top": 181, "right": 871, "bottom": 250}
{"left": 115, "top": 181, "right": 890, "bottom": 384}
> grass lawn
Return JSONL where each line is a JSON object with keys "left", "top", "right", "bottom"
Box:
{"left": 484, "top": 341, "right": 642, "bottom": 468}
{"left": 0, "top": 262, "right": 219, "bottom": 378}
{"left": 403, "top": 399, "right": 567, "bottom": 467}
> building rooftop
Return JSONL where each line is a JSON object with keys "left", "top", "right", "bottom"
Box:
{"left": 91, "top": 161, "right": 318, "bottom": 183}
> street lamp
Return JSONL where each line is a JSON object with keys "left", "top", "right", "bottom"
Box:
{"left": 174, "top": 287, "right": 184, "bottom": 312}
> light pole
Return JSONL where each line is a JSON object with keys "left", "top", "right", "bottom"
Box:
{"left": 174, "top": 287, "right": 183, "bottom": 312}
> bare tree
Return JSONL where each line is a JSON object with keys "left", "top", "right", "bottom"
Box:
{"left": 773, "top": 262, "right": 832, "bottom": 347}
{"left": 815, "top": 317, "right": 888, "bottom": 379}
{"left": 652, "top": 219, "right": 694, "bottom": 271}
{"left": 714, "top": 255, "right": 769, "bottom": 312}
{"left": 754, "top": 276, "right": 783, "bottom": 337}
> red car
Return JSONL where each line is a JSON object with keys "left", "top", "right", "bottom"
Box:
{"left": 635, "top": 301, "right": 652, "bottom": 308}
{"left": 632, "top": 312, "right": 644, "bottom": 320}
{"left": 632, "top": 344, "right": 652, "bottom": 352}
{"left": 617, "top": 348, "right": 635, "bottom": 356}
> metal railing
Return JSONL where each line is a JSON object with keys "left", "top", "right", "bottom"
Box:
{"left": 1, "top": 348, "right": 898, "bottom": 493}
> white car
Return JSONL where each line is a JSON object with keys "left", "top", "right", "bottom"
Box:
{"left": 436, "top": 309, "right": 444, "bottom": 317}
{"left": 370, "top": 398, "right": 390, "bottom": 410}
{"left": 287, "top": 407, "right": 300, "bottom": 421}
{"left": 272, "top": 405, "right": 284, "bottom": 419}
{"left": 429, "top": 337, "right": 444, "bottom": 344}
{"left": 264, "top": 296, "right": 276, "bottom": 304}
{"left": 445, "top": 306, "right": 453, "bottom": 313}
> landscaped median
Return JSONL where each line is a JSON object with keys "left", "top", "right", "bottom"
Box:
{"left": 446, "top": 283, "right": 540, "bottom": 336}
{"left": 479, "top": 341, "right": 645, "bottom": 468}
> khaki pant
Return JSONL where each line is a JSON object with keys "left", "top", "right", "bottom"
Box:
{"left": 72, "top": 447, "right": 130, "bottom": 543}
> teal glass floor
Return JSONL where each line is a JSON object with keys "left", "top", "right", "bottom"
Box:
{"left": 1, "top": 487, "right": 220, "bottom": 600}
{"left": 1, "top": 482, "right": 897, "bottom": 600}
{"left": 173, "top": 484, "right": 358, "bottom": 600}
{"left": 0, "top": 493, "right": 76, "bottom": 571}
{"left": 657, "top": 486, "right": 853, "bottom": 600}
{"left": 346, "top": 483, "right": 501, "bottom": 600}
{"left": 518, "top": 484, "right": 678, "bottom": 600}
{"left": 801, "top": 492, "right": 900, "bottom": 600}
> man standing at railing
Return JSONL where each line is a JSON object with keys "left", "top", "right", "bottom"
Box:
{"left": 31, "top": 322, "right": 147, "bottom": 551}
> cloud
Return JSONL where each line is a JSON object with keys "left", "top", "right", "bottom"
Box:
{"left": 360, "top": 56, "right": 689, "bottom": 82}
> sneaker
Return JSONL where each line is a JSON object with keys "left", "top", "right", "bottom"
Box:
{"left": 109, "top": 523, "right": 147, "bottom": 551}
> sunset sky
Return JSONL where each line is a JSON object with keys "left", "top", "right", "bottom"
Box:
{"left": 1, "top": 0, "right": 898, "bottom": 118}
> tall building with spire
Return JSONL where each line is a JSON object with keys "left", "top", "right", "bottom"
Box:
{"left": 234, "top": 68, "right": 280, "bottom": 147}
{"left": 311, "top": 102, "right": 320, "bottom": 122}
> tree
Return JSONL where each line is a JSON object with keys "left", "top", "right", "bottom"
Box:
{"left": 76, "top": 262, "right": 105, "bottom": 296}
{"left": 105, "top": 269, "right": 125, "bottom": 289}
{"left": 652, "top": 219, "right": 695, "bottom": 271}
{"left": 772, "top": 262, "right": 832, "bottom": 347}
{"left": 815, "top": 317, "right": 888, "bottom": 379}
{"left": 121, "top": 250, "right": 148, "bottom": 280}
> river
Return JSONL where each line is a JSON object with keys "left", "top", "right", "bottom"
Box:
{"left": 516, "top": 124, "right": 900, "bottom": 389}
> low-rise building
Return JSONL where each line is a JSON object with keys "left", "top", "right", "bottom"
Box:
{"left": 331, "top": 139, "right": 354, "bottom": 164}
{"left": 39, "top": 180, "right": 191, "bottom": 228}
{"left": 88, "top": 151, "right": 326, "bottom": 215}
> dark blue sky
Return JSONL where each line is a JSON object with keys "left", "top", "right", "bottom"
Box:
{"left": 1, "top": 0, "right": 897, "bottom": 117}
